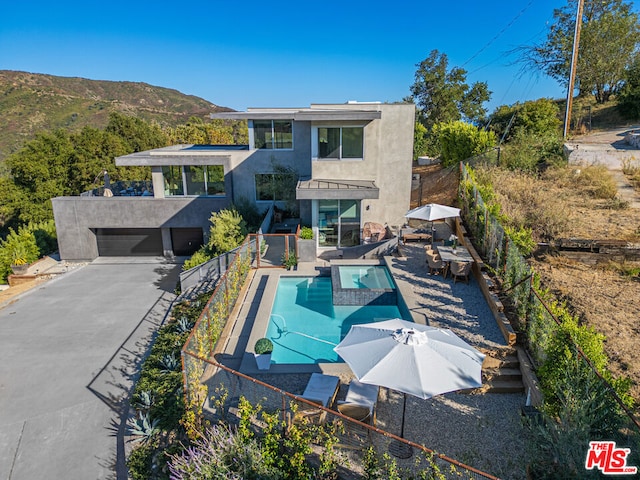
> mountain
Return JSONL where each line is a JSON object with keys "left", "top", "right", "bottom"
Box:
{"left": 0, "top": 70, "right": 233, "bottom": 161}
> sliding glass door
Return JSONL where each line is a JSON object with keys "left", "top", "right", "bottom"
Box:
{"left": 317, "top": 200, "right": 360, "bottom": 247}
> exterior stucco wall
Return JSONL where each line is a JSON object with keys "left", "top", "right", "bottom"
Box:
{"left": 225, "top": 121, "right": 312, "bottom": 211}
{"left": 310, "top": 103, "right": 415, "bottom": 228}
{"left": 52, "top": 196, "right": 230, "bottom": 260}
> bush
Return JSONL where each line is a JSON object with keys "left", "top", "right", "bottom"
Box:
{"left": 433, "top": 120, "right": 496, "bottom": 166}
{"left": 208, "top": 208, "right": 247, "bottom": 255}
{"left": 182, "top": 246, "right": 212, "bottom": 271}
{"left": 299, "top": 226, "right": 313, "bottom": 240}
{"left": 0, "top": 226, "right": 41, "bottom": 281}
{"left": 254, "top": 338, "right": 273, "bottom": 354}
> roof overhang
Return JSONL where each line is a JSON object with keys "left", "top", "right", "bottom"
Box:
{"left": 115, "top": 144, "right": 244, "bottom": 166}
{"left": 296, "top": 179, "right": 379, "bottom": 200}
{"left": 210, "top": 110, "right": 381, "bottom": 122}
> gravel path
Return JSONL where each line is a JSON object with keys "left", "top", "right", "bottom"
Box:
{"left": 390, "top": 243, "right": 508, "bottom": 351}
{"left": 383, "top": 243, "right": 530, "bottom": 479}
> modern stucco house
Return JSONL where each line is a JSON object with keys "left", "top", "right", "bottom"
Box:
{"left": 51, "top": 102, "right": 415, "bottom": 260}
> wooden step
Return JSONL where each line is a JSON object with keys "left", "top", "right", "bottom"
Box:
{"left": 482, "top": 354, "right": 519, "bottom": 369}
{"left": 483, "top": 367, "right": 522, "bottom": 382}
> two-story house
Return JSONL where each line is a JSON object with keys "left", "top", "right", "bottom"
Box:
{"left": 51, "top": 102, "right": 414, "bottom": 260}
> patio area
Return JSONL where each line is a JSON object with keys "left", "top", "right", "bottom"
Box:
{"left": 205, "top": 242, "right": 532, "bottom": 479}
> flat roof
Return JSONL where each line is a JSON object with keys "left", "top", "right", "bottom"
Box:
{"left": 296, "top": 178, "right": 379, "bottom": 200}
{"left": 210, "top": 104, "right": 382, "bottom": 122}
{"left": 116, "top": 144, "right": 247, "bottom": 166}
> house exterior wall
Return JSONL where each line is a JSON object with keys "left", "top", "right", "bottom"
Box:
{"left": 52, "top": 102, "right": 414, "bottom": 260}
{"left": 52, "top": 196, "right": 230, "bottom": 260}
{"left": 310, "top": 103, "right": 414, "bottom": 228}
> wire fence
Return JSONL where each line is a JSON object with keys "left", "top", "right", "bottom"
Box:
{"left": 459, "top": 162, "right": 640, "bottom": 441}
{"left": 180, "top": 233, "right": 499, "bottom": 479}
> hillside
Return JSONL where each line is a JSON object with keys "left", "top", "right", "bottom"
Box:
{"left": 0, "top": 70, "right": 233, "bottom": 161}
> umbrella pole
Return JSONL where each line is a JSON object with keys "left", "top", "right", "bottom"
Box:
{"left": 400, "top": 392, "right": 407, "bottom": 438}
{"left": 389, "top": 392, "right": 413, "bottom": 459}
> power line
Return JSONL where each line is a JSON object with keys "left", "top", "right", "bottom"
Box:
{"left": 461, "top": 1, "right": 535, "bottom": 68}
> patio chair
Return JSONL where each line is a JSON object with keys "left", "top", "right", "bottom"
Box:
{"left": 337, "top": 380, "right": 379, "bottom": 426}
{"left": 426, "top": 251, "right": 446, "bottom": 276}
{"left": 292, "top": 373, "right": 341, "bottom": 425}
{"left": 450, "top": 261, "right": 473, "bottom": 284}
{"left": 300, "top": 373, "right": 341, "bottom": 407}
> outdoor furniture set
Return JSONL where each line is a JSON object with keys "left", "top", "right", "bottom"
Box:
{"left": 425, "top": 245, "right": 473, "bottom": 283}
{"left": 296, "top": 373, "right": 379, "bottom": 426}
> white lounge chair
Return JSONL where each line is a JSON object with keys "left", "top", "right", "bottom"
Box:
{"left": 337, "top": 380, "right": 379, "bottom": 425}
{"left": 300, "top": 373, "right": 340, "bottom": 408}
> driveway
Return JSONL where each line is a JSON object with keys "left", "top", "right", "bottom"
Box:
{"left": 0, "top": 258, "right": 182, "bottom": 480}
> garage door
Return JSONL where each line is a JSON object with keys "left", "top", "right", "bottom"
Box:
{"left": 95, "top": 228, "right": 163, "bottom": 256}
{"left": 171, "top": 228, "right": 204, "bottom": 256}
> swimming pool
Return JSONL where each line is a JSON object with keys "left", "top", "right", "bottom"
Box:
{"left": 337, "top": 265, "right": 395, "bottom": 289}
{"left": 265, "top": 276, "right": 411, "bottom": 364}
{"left": 332, "top": 265, "right": 397, "bottom": 306}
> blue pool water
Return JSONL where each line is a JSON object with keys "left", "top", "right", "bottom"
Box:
{"left": 265, "top": 276, "right": 410, "bottom": 364}
{"left": 337, "top": 265, "right": 395, "bottom": 289}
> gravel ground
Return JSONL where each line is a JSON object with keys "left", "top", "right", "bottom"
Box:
{"left": 384, "top": 243, "right": 531, "bottom": 479}
{"left": 248, "top": 244, "right": 533, "bottom": 479}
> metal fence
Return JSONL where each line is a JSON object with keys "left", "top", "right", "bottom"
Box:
{"left": 459, "top": 162, "right": 640, "bottom": 437}
{"left": 180, "top": 232, "right": 499, "bottom": 479}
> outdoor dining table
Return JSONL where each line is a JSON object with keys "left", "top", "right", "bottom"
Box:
{"left": 436, "top": 245, "right": 474, "bottom": 263}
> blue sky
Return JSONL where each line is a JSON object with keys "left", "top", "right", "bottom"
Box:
{"left": 1, "top": 0, "right": 569, "bottom": 114}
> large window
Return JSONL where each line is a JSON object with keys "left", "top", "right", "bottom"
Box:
{"left": 317, "top": 127, "right": 363, "bottom": 159}
{"left": 253, "top": 120, "right": 293, "bottom": 149}
{"left": 255, "top": 172, "right": 297, "bottom": 201}
{"left": 162, "top": 165, "right": 225, "bottom": 196}
{"left": 317, "top": 199, "right": 361, "bottom": 247}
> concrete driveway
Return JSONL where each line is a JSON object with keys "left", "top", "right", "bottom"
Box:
{"left": 0, "top": 258, "right": 182, "bottom": 480}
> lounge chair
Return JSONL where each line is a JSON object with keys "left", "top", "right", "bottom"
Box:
{"left": 337, "top": 380, "right": 379, "bottom": 426}
{"left": 300, "top": 373, "right": 340, "bottom": 408}
{"left": 294, "top": 373, "right": 340, "bottom": 425}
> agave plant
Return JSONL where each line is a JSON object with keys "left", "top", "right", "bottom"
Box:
{"left": 159, "top": 353, "right": 180, "bottom": 373}
{"left": 176, "top": 316, "right": 194, "bottom": 333}
{"left": 127, "top": 412, "right": 160, "bottom": 444}
{"left": 132, "top": 390, "right": 154, "bottom": 412}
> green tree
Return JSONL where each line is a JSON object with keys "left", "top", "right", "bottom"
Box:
{"left": 410, "top": 50, "right": 491, "bottom": 131}
{"left": 4, "top": 129, "right": 75, "bottom": 225}
{"left": 105, "top": 112, "right": 168, "bottom": 152}
{"left": 489, "top": 98, "right": 562, "bottom": 143}
{"left": 518, "top": 0, "right": 640, "bottom": 103}
{"left": 432, "top": 121, "right": 497, "bottom": 166}
{"left": 208, "top": 208, "right": 247, "bottom": 255}
{"left": 618, "top": 54, "right": 640, "bottom": 119}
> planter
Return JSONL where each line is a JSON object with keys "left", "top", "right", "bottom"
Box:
{"left": 298, "top": 238, "right": 316, "bottom": 262}
{"left": 254, "top": 353, "right": 272, "bottom": 370}
{"left": 10, "top": 264, "right": 29, "bottom": 275}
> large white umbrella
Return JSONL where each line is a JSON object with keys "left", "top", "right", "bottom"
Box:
{"left": 334, "top": 318, "right": 485, "bottom": 457}
{"left": 334, "top": 318, "right": 484, "bottom": 399}
{"left": 405, "top": 203, "right": 460, "bottom": 222}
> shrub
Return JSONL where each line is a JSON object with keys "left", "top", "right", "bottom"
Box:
{"left": 208, "top": 208, "right": 247, "bottom": 255}
{"left": 0, "top": 226, "right": 40, "bottom": 281}
{"left": 182, "top": 246, "right": 212, "bottom": 271}
{"left": 254, "top": 338, "right": 273, "bottom": 354}
{"left": 299, "top": 226, "right": 313, "bottom": 239}
{"left": 432, "top": 120, "right": 496, "bottom": 166}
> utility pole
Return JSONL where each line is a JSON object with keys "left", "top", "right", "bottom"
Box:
{"left": 563, "top": 0, "right": 585, "bottom": 139}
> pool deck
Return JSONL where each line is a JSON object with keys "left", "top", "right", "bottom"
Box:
{"left": 208, "top": 246, "right": 530, "bottom": 479}
{"left": 216, "top": 249, "right": 509, "bottom": 376}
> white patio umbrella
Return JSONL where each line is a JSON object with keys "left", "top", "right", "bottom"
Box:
{"left": 405, "top": 203, "right": 460, "bottom": 222}
{"left": 334, "top": 318, "right": 485, "bottom": 457}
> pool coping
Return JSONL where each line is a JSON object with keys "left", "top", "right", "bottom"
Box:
{"left": 234, "top": 257, "right": 427, "bottom": 375}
